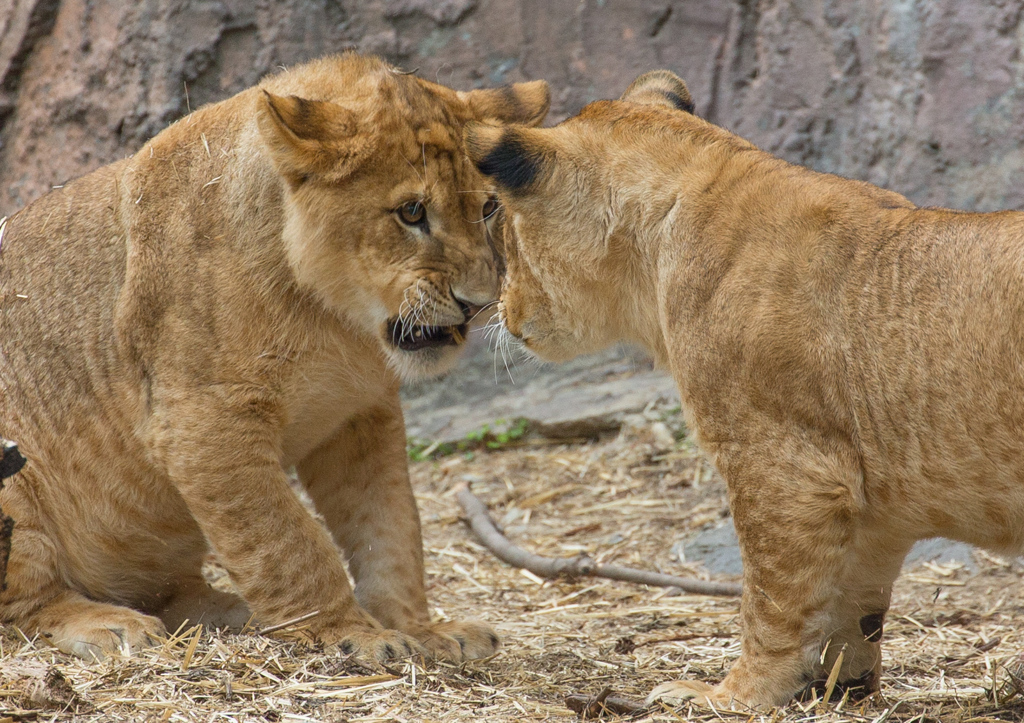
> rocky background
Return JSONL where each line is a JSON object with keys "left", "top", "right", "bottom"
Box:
{"left": 2, "top": 0, "right": 1024, "bottom": 213}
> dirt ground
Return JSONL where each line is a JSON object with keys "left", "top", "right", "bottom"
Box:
{"left": 2, "top": 418, "right": 1023, "bottom": 722}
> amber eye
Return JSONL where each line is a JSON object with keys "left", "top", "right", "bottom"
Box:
{"left": 482, "top": 197, "right": 500, "bottom": 220}
{"left": 397, "top": 200, "right": 427, "bottom": 226}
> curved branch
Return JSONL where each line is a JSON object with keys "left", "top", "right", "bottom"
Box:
{"left": 456, "top": 484, "right": 742, "bottom": 598}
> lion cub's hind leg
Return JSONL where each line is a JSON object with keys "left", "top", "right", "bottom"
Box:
{"left": 649, "top": 434, "right": 875, "bottom": 710}
{"left": 157, "top": 575, "right": 252, "bottom": 633}
{"left": 31, "top": 592, "right": 166, "bottom": 661}
{"left": 0, "top": 515, "right": 165, "bottom": 660}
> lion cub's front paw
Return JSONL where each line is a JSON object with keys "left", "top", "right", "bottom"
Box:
{"left": 646, "top": 680, "right": 731, "bottom": 709}
{"left": 49, "top": 608, "right": 167, "bottom": 661}
{"left": 410, "top": 620, "right": 499, "bottom": 662}
{"left": 333, "top": 629, "right": 425, "bottom": 665}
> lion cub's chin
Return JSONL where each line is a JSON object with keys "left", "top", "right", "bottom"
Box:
{"left": 521, "top": 340, "right": 579, "bottom": 364}
{"left": 385, "top": 344, "right": 466, "bottom": 380}
{"left": 512, "top": 330, "right": 602, "bottom": 366}
{"left": 381, "top": 332, "right": 469, "bottom": 380}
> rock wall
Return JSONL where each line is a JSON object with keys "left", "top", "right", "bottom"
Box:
{"left": 716, "top": 0, "right": 1024, "bottom": 211}
{"left": 0, "top": 0, "right": 1022, "bottom": 213}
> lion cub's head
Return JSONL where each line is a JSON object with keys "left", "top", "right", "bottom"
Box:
{"left": 464, "top": 70, "right": 695, "bottom": 363}
{"left": 257, "top": 55, "right": 550, "bottom": 378}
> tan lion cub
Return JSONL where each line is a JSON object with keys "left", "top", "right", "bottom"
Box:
{"left": 0, "top": 54, "right": 549, "bottom": 662}
{"left": 466, "top": 69, "right": 1024, "bottom": 708}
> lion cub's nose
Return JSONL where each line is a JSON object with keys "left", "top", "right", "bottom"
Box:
{"left": 455, "top": 298, "right": 483, "bottom": 322}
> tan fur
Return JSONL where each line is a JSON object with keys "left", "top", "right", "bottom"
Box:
{"left": 0, "top": 53, "right": 549, "bottom": 662}
{"left": 467, "top": 70, "right": 1024, "bottom": 708}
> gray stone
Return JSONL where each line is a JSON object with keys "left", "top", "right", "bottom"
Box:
{"left": 0, "top": 0, "right": 731, "bottom": 213}
{"left": 681, "top": 522, "right": 744, "bottom": 576}
{"left": 681, "top": 520, "right": 977, "bottom": 577}
{"left": 384, "top": 0, "right": 478, "bottom": 27}
{"left": 401, "top": 333, "right": 678, "bottom": 444}
{"left": 715, "top": 0, "right": 1024, "bottom": 211}
{"left": 904, "top": 537, "right": 977, "bottom": 572}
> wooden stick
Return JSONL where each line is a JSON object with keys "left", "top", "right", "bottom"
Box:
{"left": 456, "top": 484, "right": 742, "bottom": 597}
{"left": 257, "top": 609, "right": 321, "bottom": 635}
{"left": 565, "top": 690, "right": 646, "bottom": 717}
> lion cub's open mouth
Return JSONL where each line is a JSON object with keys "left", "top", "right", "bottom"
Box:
{"left": 386, "top": 320, "right": 468, "bottom": 352}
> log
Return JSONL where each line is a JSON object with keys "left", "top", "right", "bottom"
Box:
{"left": 456, "top": 484, "right": 742, "bottom": 597}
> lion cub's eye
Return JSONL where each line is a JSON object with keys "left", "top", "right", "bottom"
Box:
{"left": 482, "top": 197, "right": 499, "bottom": 220}
{"left": 397, "top": 200, "right": 427, "bottom": 226}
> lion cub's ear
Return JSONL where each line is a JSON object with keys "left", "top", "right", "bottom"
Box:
{"left": 620, "top": 70, "right": 694, "bottom": 114}
{"left": 257, "top": 91, "right": 366, "bottom": 185}
{"left": 464, "top": 123, "right": 548, "bottom": 192}
{"left": 458, "top": 80, "right": 551, "bottom": 127}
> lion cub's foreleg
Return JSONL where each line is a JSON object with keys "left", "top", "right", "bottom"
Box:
{"left": 157, "top": 575, "right": 252, "bottom": 632}
{"left": 650, "top": 434, "right": 904, "bottom": 709}
{"left": 149, "top": 390, "right": 421, "bottom": 663}
{"left": 297, "top": 402, "right": 499, "bottom": 663}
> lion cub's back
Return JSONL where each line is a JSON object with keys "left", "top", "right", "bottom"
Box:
{"left": 0, "top": 160, "right": 144, "bottom": 461}
{"left": 845, "top": 208, "right": 1024, "bottom": 550}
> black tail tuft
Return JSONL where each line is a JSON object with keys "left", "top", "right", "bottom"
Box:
{"left": 0, "top": 440, "right": 26, "bottom": 479}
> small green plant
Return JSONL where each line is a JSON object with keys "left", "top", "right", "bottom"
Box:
{"left": 659, "top": 404, "right": 689, "bottom": 443}
{"left": 485, "top": 417, "right": 530, "bottom": 448}
{"left": 406, "top": 438, "right": 455, "bottom": 462}
{"left": 406, "top": 417, "right": 531, "bottom": 461}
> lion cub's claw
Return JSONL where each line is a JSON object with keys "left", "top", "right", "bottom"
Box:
{"left": 334, "top": 629, "right": 425, "bottom": 665}
{"left": 411, "top": 620, "right": 499, "bottom": 662}
{"left": 646, "top": 680, "right": 719, "bottom": 708}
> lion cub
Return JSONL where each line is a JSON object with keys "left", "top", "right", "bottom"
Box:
{"left": 0, "top": 54, "right": 549, "bottom": 662}
{"left": 467, "top": 70, "right": 1024, "bottom": 708}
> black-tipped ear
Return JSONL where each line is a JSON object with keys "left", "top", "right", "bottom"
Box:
{"left": 620, "top": 70, "right": 694, "bottom": 114}
{"left": 465, "top": 124, "right": 545, "bottom": 191}
{"left": 459, "top": 80, "right": 551, "bottom": 127}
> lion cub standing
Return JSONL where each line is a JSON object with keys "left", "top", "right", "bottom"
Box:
{"left": 467, "top": 70, "right": 1024, "bottom": 707}
{"left": 0, "top": 54, "right": 549, "bottom": 662}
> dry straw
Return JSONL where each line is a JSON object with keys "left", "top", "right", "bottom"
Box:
{"left": 2, "top": 416, "right": 1022, "bottom": 721}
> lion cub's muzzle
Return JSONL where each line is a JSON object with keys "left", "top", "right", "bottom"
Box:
{"left": 385, "top": 318, "right": 469, "bottom": 352}
{"left": 385, "top": 299, "right": 479, "bottom": 353}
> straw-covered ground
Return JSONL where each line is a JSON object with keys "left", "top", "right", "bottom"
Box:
{"left": 2, "top": 410, "right": 1023, "bottom": 722}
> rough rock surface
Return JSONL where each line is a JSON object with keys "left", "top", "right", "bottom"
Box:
{"left": 1, "top": 1, "right": 1023, "bottom": 212}
{"left": 0, "top": 0, "right": 730, "bottom": 211}
{"left": 402, "top": 335, "right": 677, "bottom": 444}
{"left": 715, "top": 0, "right": 1024, "bottom": 211}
